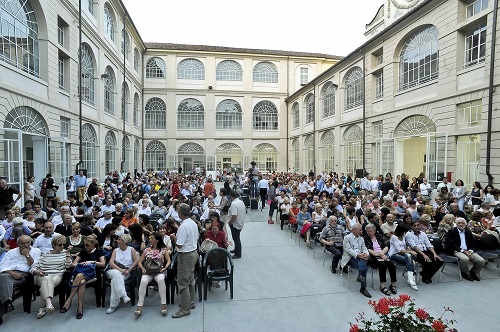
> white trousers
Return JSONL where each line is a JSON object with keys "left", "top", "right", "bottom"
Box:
{"left": 106, "top": 269, "right": 130, "bottom": 308}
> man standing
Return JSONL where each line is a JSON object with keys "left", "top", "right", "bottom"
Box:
{"left": 248, "top": 161, "right": 260, "bottom": 198}
{"left": 0, "top": 179, "right": 22, "bottom": 220}
{"left": 87, "top": 178, "right": 99, "bottom": 198}
{"left": 340, "top": 224, "right": 371, "bottom": 297}
{"left": 445, "top": 217, "right": 485, "bottom": 281}
{"left": 228, "top": 191, "right": 246, "bottom": 259}
{"left": 74, "top": 170, "right": 87, "bottom": 202}
{"left": 172, "top": 203, "right": 199, "bottom": 318}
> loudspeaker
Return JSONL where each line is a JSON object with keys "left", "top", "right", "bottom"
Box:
{"left": 355, "top": 169, "right": 364, "bottom": 178}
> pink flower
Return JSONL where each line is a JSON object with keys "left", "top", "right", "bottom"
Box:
{"left": 415, "top": 308, "right": 429, "bottom": 321}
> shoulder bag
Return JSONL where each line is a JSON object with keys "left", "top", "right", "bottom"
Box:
{"left": 143, "top": 257, "right": 162, "bottom": 274}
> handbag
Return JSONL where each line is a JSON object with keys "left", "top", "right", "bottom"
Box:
{"left": 69, "top": 263, "right": 96, "bottom": 287}
{"left": 200, "top": 238, "right": 218, "bottom": 253}
{"left": 143, "top": 257, "right": 162, "bottom": 274}
{"left": 114, "top": 261, "right": 127, "bottom": 270}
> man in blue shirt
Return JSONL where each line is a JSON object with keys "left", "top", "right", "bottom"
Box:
{"left": 74, "top": 170, "right": 87, "bottom": 202}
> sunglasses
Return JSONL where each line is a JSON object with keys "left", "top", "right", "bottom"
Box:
{"left": 55, "top": 243, "right": 65, "bottom": 247}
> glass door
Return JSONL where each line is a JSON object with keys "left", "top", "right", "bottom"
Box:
{"left": 427, "top": 132, "right": 448, "bottom": 185}
{"left": 0, "top": 128, "right": 23, "bottom": 204}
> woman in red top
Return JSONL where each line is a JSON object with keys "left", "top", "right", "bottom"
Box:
{"left": 204, "top": 214, "right": 229, "bottom": 249}
{"left": 169, "top": 180, "right": 180, "bottom": 200}
{"left": 289, "top": 201, "right": 300, "bottom": 226}
{"left": 203, "top": 178, "right": 215, "bottom": 198}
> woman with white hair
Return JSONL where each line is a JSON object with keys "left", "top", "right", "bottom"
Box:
{"left": 105, "top": 233, "right": 139, "bottom": 314}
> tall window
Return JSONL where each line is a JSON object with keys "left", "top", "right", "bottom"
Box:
{"left": 134, "top": 138, "right": 140, "bottom": 171}
{"left": 177, "top": 98, "right": 204, "bottom": 129}
{"left": 57, "top": 18, "right": 65, "bottom": 47}
{"left": 104, "top": 66, "right": 115, "bottom": 115}
{"left": 105, "top": 131, "right": 117, "bottom": 173}
{"left": 177, "top": 59, "right": 205, "bottom": 80}
{"left": 465, "top": 23, "right": 487, "bottom": 67}
{"left": 373, "top": 121, "right": 383, "bottom": 139}
{"left": 466, "top": 0, "right": 488, "bottom": 18}
{"left": 104, "top": 3, "right": 115, "bottom": 42}
{"left": 300, "top": 67, "right": 308, "bottom": 85}
{"left": 133, "top": 93, "right": 139, "bottom": 127}
{"left": 399, "top": 25, "right": 439, "bottom": 91}
{"left": 457, "top": 100, "right": 482, "bottom": 128}
{"left": 320, "top": 131, "right": 335, "bottom": 172}
{"left": 134, "top": 48, "right": 140, "bottom": 72}
{"left": 216, "top": 60, "right": 242, "bottom": 81}
{"left": 342, "top": 125, "right": 363, "bottom": 174}
{"left": 344, "top": 67, "right": 364, "bottom": 110}
{"left": 321, "top": 82, "right": 336, "bottom": 118}
{"left": 122, "top": 136, "right": 130, "bottom": 172}
{"left": 145, "top": 97, "right": 166, "bottom": 129}
{"left": 292, "top": 102, "right": 300, "bottom": 129}
{"left": 121, "top": 29, "right": 130, "bottom": 58}
{"left": 146, "top": 57, "right": 165, "bottom": 78}
{"left": 253, "top": 101, "right": 278, "bottom": 130}
{"left": 145, "top": 141, "right": 167, "bottom": 170}
{"left": 58, "top": 55, "right": 65, "bottom": 90}
{"left": 60, "top": 117, "right": 70, "bottom": 138}
{"left": 252, "top": 143, "right": 278, "bottom": 171}
{"left": 374, "top": 71, "right": 384, "bottom": 99}
{"left": 304, "top": 135, "right": 315, "bottom": 172}
{"left": 253, "top": 62, "right": 278, "bottom": 83}
{"left": 81, "top": 44, "right": 95, "bottom": 105}
{"left": 291, "top": 139, "right": 299, "bottom": 172}
{"left": 216, "top": 99, "right": 242, "bottom": 130}
{"left": 82, "top": 0, "right": 94, "bottom": 15}
{"left": 81, "top": 124, "right": 98, "bottom": 178}
{"left": 121, "top": 82, "right": 129, "bottom": 123}
{"left": 0, "top": 0, "right": 39, "bottom": 76}
{"left": 305, "top": 93, "right": 315, "bottom": 124}
{"left": 456, "top": 135, "right": 480, "bottom": 188}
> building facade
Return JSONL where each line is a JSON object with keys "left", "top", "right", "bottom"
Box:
{"left": 287, "top": 0, "right": 500, "bottom": 187}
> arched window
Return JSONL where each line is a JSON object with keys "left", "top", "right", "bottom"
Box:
{"left": 342, "top": 125, "right": 363, "bottom": 174}
{"left": 104, "top": 3, "right": 115, "bottom": 42}
{"left": 320, "top": 131, "right": 335, "bottom": 172}
{"left": 133, "top": 48, "right": 140, "bottom": 72}
{"left": 216, "top": 99, "right": 242, "bottom": 130}
{"left": 105, "top": 131, "right": 117, "bottom": 173}
{"left": 321, "top": 82, "right": 336, "bottom": 118}
{"left": 304, "top": 135, "right": 315, "bottom": 172}
{"left": 121, "top": 29, "right": 130, "bottom": 57}
{"left": 134, "top": 138, "right": 141, "bottom": 171}
{"left": 177, "top": 59, "right": 205, "bottom": 80}
{"left": 253, "top": 62, "right": 278, "bottom": 83}
{"left": 82, "top": 0, "right": 94, "bottom": 15}
{"left": 121, "top": 82, "right": 129, "bottom": 123}
{"left": 0, "top": 0, "right": 39, "bottom": 76}
{"left": 216, "top": 60, "right": 242, "bottom": 81}
{"left": 145, "top": 97, "right": 166, "bottom": 129}
{"left": 133, "top": 93, "right": 139, "bottom": 127}
{"left": 399, "top": 25, "right": 439, "bottom": 91}
{"left": 395, "top": 115, "right": 436, "bottom": 137}
{"left": 252, "top": 143, "right": 278, "bottom": 171}
{"left": 178, "top": 143, "right": 205, "bottom": 154}
{"left": 122, "top": 136, "right": 130, "bottom": 171}
{"left": 177, "top": 98, "right": 204, "bottom": 129}
{"left": 343, "top": 67, "right": 363, "bottom": 110}
{"left": 146, "top": 57, "right": 166, "bottom": 78}
{"left": 82, "top": 124, "right": 98, "bottom": 178}
{"left": 305, "top": 93, "right": 315, "bottom": 124}
{"left": 81, "top": 44, "right": 95, "bottom": 105}
{"left": 291, "top": 139, "right": 299, "bottom": 172}
{"left": 292, "top": 102, "right": 299, "bottom": 129}
{"left": 4, "top": 106, "right": 48, "bottom": 135}
{"left": 104, "top": 66, "right": 115, "bottom": 115}
{"left": 253, "top": 101, "right": 278, "bottom": 130}
{"left": 145, "top": 140, "right": 166, "bottom": 170}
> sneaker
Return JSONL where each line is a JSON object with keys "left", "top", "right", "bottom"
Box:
{"left": 123, "top": 296, "right": 131, "bottom": 304}
{"left": 172, "top": 309, "right": 190, "bottom": 318}
{"left": 107, "top": 307, "right": 117, "bottom": 314}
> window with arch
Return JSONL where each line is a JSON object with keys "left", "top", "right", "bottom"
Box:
{"left": 252, "top": 143, "right": 278, "bottom": 171}
{"left": 344, "top": 67, "right": 363, "bottom": 110}
{"left": 304, "top": 135, "right": 315, "bottom": 173}
{"left": 0, "top": 0, "right": 39, "bottom": 76}
{"left": 81, "top": 124, "right": 98, "bottom": 178}
{"left": 305, "top": 93, "right": 315, "bottom": 124}
{"left": 292, "top": 102, "right": 300, "bottom": 129}
{"left": 122, "top": 136, "right": 130, "bottom": 171}
{"left": 145, "top": 97, "right": 166, "bottom": 129}
{"left": 399, "top": 25, "right": 439, "bottom": 91}
{"left": 133, "top": 93, "right": 139, "bottom": 127}
{"left": 133, "top": 48, "right": 140, "bottom": 72}
{"left": 320, "top": 131, "right": 335, "bottom": 172}
{"left": 146, "top": 57, "right": 166, "bottom": 78}
{"left": 121, "top": 29, "right": 130, "bottom": 57}
{"left": 105, "top": 131, "right": 117, "bottom": 173}
{"left": 121, "top": 82, "right": 129, "bottom": 123}
{"left": 177, "top": 59, "right": 205, "bottom": 80}
{"left": 178, "top": 143, "right": 205, "bottom": 154}
{"left": 145, "top": 140, "right": 166, "bottom": 170}
{"left": 253, "top": 62, "right": 278, "bottom": 83}
{"left": 104, "top": 66, "right": 115, "bottom": 115}
{"left": 291, "top": 139, "right": 299, "bottom": 172}
{"left": 104, "top": 3, "right": 115, "bottom": 42}
{"left": 81, "top": 44, "right": 95, "bottom": 105}
{"left": 216, "top": 99, "right": 242, "bottom": 130}
{"left": 134, "top": 138, "right": 141, "bottom": 171}
{"left": 395, "top": 115, "right": 436, "bottom": 137}
{"left": 82, "top": 0, "right": 94, "bottom": 15}
{"left": 216, "top": 60, "right": 243, "bottom": 81}
{"left": 177, "top": 98, "right": 204, "bottom": 129}
{"left": 342, "top": 125, "right": 363, "bottom": 175}
{"left": 253, "top": 101, "right": 278, "bottom": 130}
{"left": 4, "top": 106, "right": 48, "bottom": 135}
{"left": 321, "top": 81, "right": 336, "bottom": 118}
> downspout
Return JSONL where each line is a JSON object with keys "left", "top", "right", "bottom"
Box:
{"left": 486, "top": 0, "right": 498, "bottom": 186}
{"left": 362, "top": 52, "right": 366, "bottom": 173}
{"left": 75, "top": 0, "right": 83, "bottom": 175}
{"left": 313, "top": 83, "right": 316, "bottom": 175}
{"left": 120, "top": 14, "right": 128, "bottom": 172}
{"left": 286, "top": 56, "right": 290, "bottom": 172}
{"left": 140, "top": 50, "right": 145, "bottom": 177}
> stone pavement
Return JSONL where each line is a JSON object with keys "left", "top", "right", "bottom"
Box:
{"left": 2, "top": 203, "right": 498, "bottom": 331}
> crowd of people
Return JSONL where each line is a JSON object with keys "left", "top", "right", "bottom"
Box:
{"left": 0, "top": 166, "right": 499, "bottom": 324}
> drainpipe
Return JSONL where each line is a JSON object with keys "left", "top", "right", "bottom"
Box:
{"left": 140, "top": 51, "right": 145, "bottom": 177}
{"left": 75, "top": 0, "right": 83, "bottom": 175}
{"left": 486, "top": 0, "right": 498, "bottom": 186}
{"left": 286, "top": 55, "right": 290, "bottom": 172}
{"left": 362, "top": 52, "right": 366, "bottom": 173}
{"left": 120, "top": 14, "right": 128, "bottom": 173}
{"left": 313, "top": 83, "right": 316, "bottom": 176}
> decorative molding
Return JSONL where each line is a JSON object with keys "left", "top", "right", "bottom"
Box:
{"left": 388, "top": 0, "right": 420, "bottom": 17}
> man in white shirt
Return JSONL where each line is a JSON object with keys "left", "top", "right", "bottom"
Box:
{"left": 50, "top": 206, "right": 75, "bottom": 227}
{"left": 95, "top": 210, "right": 113, "bottom": 232}
{"left": 228, "top": 191, "right": 246, "bottom": 259}
{"left": 33, "top": 221, "right": 60, "bottom": 254}
{"left": 0, "top": 235, "right": 41, "bottom": 319}
{"left": 100, "top": 197, "right": 116, "bottom": 215}
{"left": 172, "top": 203, "right": 199, "bottom": 319}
